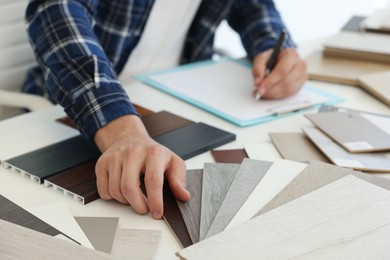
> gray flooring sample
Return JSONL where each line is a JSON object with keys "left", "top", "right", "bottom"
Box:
{"left": 199, "top": 163, "right": 239, "bottom": 241}
{"left": 205, "top": 159, "right": 272, "bottom": 238}
{"left": 177, "top": 169, "right": 203, "bottom": 243}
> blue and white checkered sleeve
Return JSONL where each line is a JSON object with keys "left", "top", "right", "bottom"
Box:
{"left": 26, "top": 0, "right": 138, "bottom": 139}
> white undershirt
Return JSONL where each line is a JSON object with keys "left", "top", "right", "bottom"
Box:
{"left": 119, "top": 0, "right": 202, "bottom": 82}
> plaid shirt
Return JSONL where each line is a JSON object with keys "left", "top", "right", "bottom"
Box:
{"left": 25, "top": 0, "right": 295, "bottom": 139}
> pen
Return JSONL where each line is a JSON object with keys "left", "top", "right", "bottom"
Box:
{"left": 255, "top": 30, "right": 287, "bottom": 100}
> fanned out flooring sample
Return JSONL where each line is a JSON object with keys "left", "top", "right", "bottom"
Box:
{"left": 305, "top": 111, "right": 390, "bottom": 152}
{"left": 256, "top": 160, "right": 390, "bottom": 217}
{"left": 306, "top": 50, "right": 390, "bottom": 85}
{"left": 154, "top": 122, "right": 236, "bottom": 160}
{"left": 4, "top": 135, "right": 100, "bottom": 183}
{"left": 177, "top": 175, "right": 390, "bottom": 260}
{"left": 27, "top": 203, "right": 94, "bottom": 249}
{"left": 0, "top": 219, "right": 115, "bottom": 260}
{"left": 323, "top": 31, "right": 390, "bottom": 63}
{"left": 303, "top": 127, "right": 390, "bottom": 172}
{"left": 226, "top": 159, "right": 307, "bottom": 229}
{"left": 111, "top": 229, "right": 161, "bottom": 260}
{"left": 211, "top": 149, "right": 248, "bottom": 163}
{"left": 199, "top": 163, "right": 239, "bottom": 241}
{"left": 361, "top": 8, "right": 390, "bottom": 34}
{"left": 176, "top": 169, "right": 203, "bottom": 243}
{"left": 74, "top": 217, "right": 119, "bottom": 254}
{"left": 141, "top": 111, "right": 194, "bottom": 137}
{"left": 44, "top": 159, "right": 98, "bottom": 204}
{"left": 269, "top": 132, "right": 330, "bottom": 163}
{"left": 341, "top": 15, "right": 366, "bottom": 32}
{"left": 358, "top": 70, "right": 390, "bottom": 107}
{"left": 244, "top": 143, "right": 282, "bottom": 161}
{"left": 205, "top": 159, "right": 272, "bottom": 238}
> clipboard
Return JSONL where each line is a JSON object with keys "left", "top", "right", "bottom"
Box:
{"left": 135, "top": 58, "right": 343, "bottom": 127}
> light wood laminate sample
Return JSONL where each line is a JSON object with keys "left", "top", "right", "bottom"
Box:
{"left": 199, "top": 163, "right": 239, "bottom": 241}
{"left": 244, "top": 143, "right": 282, "bottom": 161}
{"left": 269, "top": 132, "right": 330, "bottom": 163}
{"left": 303, "top": 127, "right": 390, "bottom": 172}
{"left": 205, "top": 159, "right": 272, "bottom": 238}
{"left": 226, "top": 159, "right": 307, "bottom": 229}
{"left": 358, "top": 70, "right": 390, "bottom": 107}
{"left": 112, "top": 229, "right": 161, "bottom": 260}
{"left": 177, "top": 169, "right": 203, "bottom": 243}
{"left": 177, "top": 175, "right": 390, "bottom": 260}
{"left": 305, "top": 111, "right": 390, "bottom": 152}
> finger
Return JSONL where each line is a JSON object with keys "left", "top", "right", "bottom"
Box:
{"left": 144, "top": 145, "right": 167, "bottom": 219}
{"left": 121, "top": 155, "right": 149, "bottom": 214}
{"left": 253, "top": 49, "right": 273, "bottom": 85}
{"left": 108, "top": 155, "right": 128, "bottom": 204}
{"left": 95, "top": 156, "right": 112, "bottom": 200}
{"left": 165, "top": 154, "right": 190, "bottom": 202}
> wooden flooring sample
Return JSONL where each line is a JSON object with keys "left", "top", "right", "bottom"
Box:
{"left": 305, "top": 111, "right": 390, "bottom": 152}
{"left": 111, "top": 229, "right": 161, "bottom": 260}
{"left": 211, "top": 149, "right": 248, "bottom": 163}
{"left": 4, "top": 135, "right": 100, "bottom": 183}
{"left": 244, "top": 143, "right": 282, "bottom": 161}
{"left": 141, "top": 111, "right": 194, "bottom": 137}
{"left": 226, "top": 159, "right": 307, "bottom": 229}
{"left": 205, "top": 159, "right": 272, "bottom": 238}
{"left": 199, "top": 163, "right": 239, "bottom": 241}
{"left": 176, "top": 169, "right": 203, "bottom": 243}
{"left": 177, "top": 176, "right": 390, "bottom": 260}
{"left": 306, "top": 50, "right": 390, "bottom": 85}
{"left": 74, "top": 217, "right": 119, "bottom": 254}
{"left": 269, "top": 132, "right": 330, "bottom": 163}
{"left": 44, "top": 159, "right": 99, "bottom": 204}
{"left": 358, "top": 70, "right": 390, "bottom": 107}
{"left": 256, "top": 160, "right": 390, "bottom": 217}
{"left": 303, "top": 127, "right": 390, "bottom": 172}
{"left": 154, "top": 122, "right": 236, "bottom": 160}
{"left": 0, "top": 219, "right": 114, "bottom": 260}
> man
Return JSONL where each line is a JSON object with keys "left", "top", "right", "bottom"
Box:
{"left": 24, "top": 0, "right": 307, "bottom": 219}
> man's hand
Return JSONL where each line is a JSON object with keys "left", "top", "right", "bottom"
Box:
{"left": 94, "top": 115, "right": 190, "bottom": 220}
{"left": 252, "top": 48, "right": 308, "bottom": 99}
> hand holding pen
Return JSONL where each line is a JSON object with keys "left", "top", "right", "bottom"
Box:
{"left": 252, "top": 31, "right": 308, "bottom": 100}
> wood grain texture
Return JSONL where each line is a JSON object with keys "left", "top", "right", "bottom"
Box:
{"left": 75, "top": 217, "right": 119, "bottom": 254}
{"left": 4, "top": 135, "right": 100, "bottom": 183}
{"left": 205, "top": 159, "right": 272, "bottom": 238}
{"left": 303, "top": 127, "right": 390, "bottom": 172}
{"left": 306, "top": 50, "right": 390, "bottom": 86}
{"left": 226, "top": 159, "right": 307, "bottom": 229}
{"left": 211, "top": 149, "right": 248, "bottom": 163}
{"left": 0, "top": 219, "right": 115, "bottom": 260}
{"left": 305, "top": 111, "right": 390, "bottom": 152}
{"left": 269, "top": 132, "right": 330, "bottom": 163}
{"left": 111, "top": 229, "right": 161, "bottom": 260}
{"left": 45, "top": 159, "right": 99, "bottom": 204}
{"left": 141, "top": 111, "right": 194, "bottom": 137}
{"left": 199, "top": 163, "right": 239, "bottom": 241}
{"left": 256, "top": 160, "right": 390, "bottom": 217}
{"left": 154, "top": 122, "right": 236, "bottom": 160}
{"left": 358, "top": 70, "right": 390, "bottom": 107}
{"left": 177, "top": 169, "right": 203, "bottom": 243}
{"left": 177, "top": 176, "right": 390, "bottom": 260}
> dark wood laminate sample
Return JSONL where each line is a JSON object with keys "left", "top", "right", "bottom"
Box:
{"left": 154, "top": 122, "right": 236, "bottom": 160}
{"left": 211, "top": 149, "right": 248, "bottom": 163}
{"left": 5, "top": 136, "right": 100, "bottom": 183}
{"left": 141, "top": 111, "right": 194, "bottom": 137}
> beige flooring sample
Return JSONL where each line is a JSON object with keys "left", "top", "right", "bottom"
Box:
{"left": 226, "top": 159, "right": 307, "bottom": 229}
{"left": 176, "top": 169, "right": 203, "bottom": 243}
{"left": 306, "top": 50, "right": 390, "bottom": 85}
{"left": 199, "top": 163, "right": 239, "bottom": 241}
{"left": 111, "top": 228, "right": 161, "bottom": 260}
{"left": 177, "top": 175, "right": 390, "bottom": 260}
{"left": 305, "top": 111, "right": 390, "bottom": 152}
{"left": 0, "top": 219, "right": 115, "bottom": 260}
{"left": 244, "top": 143, "right": 282, "bottom": 161}
{"left": 27, "top": 202, "right": 94, "bottom": 249}
{"left": 205, "top": 159, "right": 272, "bottom": 238}
{"left": 269, "top": 132, "right": 330, "bottom": 163}
{"left": 74, "top": 217, "right": 119, "bottom": 254}
{"left": 303, "top": 127, "right": 390, "bottom": 172}
{"left": 358, "top": 70, "right": 390, "bottom": 107}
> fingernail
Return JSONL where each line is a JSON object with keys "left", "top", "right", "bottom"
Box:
{"left": 153, "top": 211, "right": 162, "bottom": 219}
